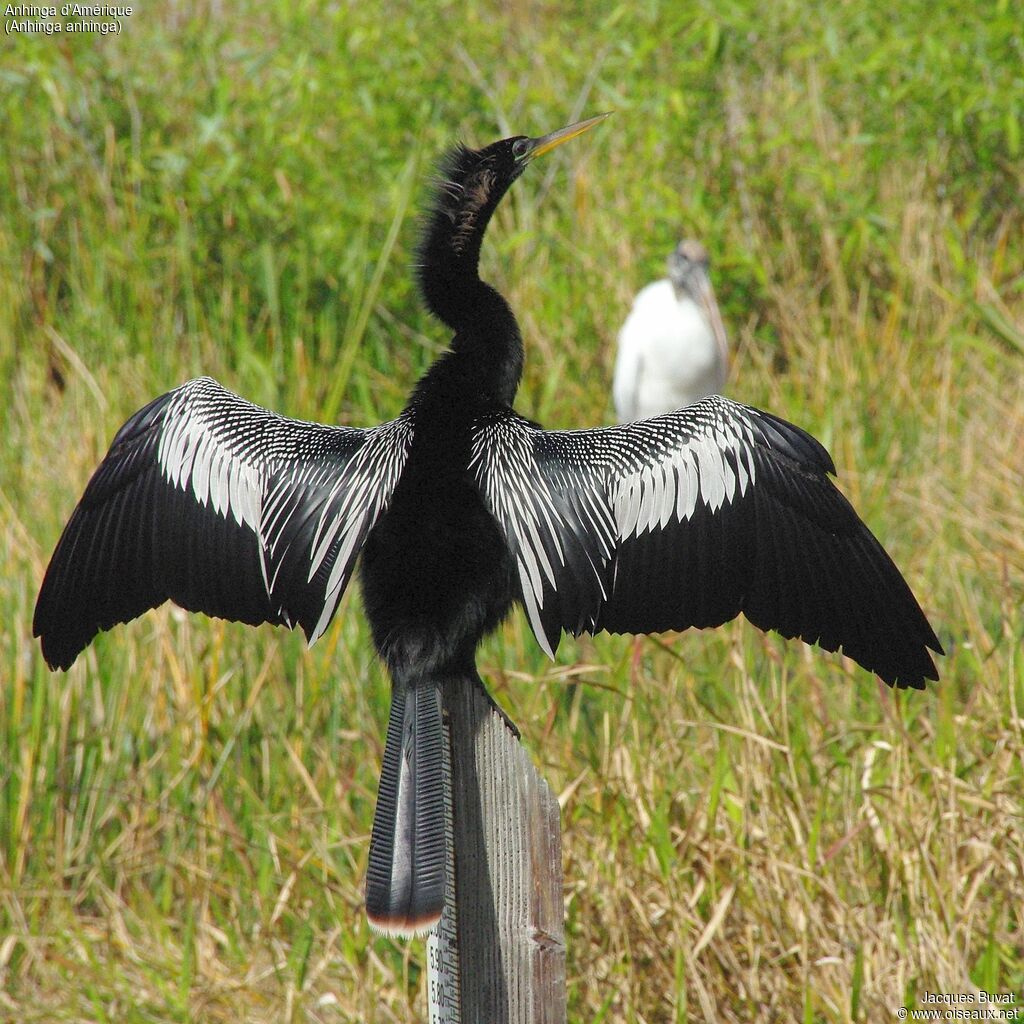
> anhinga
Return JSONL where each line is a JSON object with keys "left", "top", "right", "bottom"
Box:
{"left": 614, "top": 239, "right": 730, "bottom": 421}
{"left": 34, "top": 114, "right": 942, "bottom": 937}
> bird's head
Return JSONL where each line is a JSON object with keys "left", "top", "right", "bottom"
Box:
{"left": 667, "top": 238, "right": 730, "bottom": 370}
{"left": 428, "top": 113, "right": 610, "bottom": 262}
{"left": 667, "top": 240, "right": 710, "bottom": 294}
{"left": 416, "top": 113, "right": 608, "bottom": 344}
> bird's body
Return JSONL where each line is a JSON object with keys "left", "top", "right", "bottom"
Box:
{"left": 614, "top": 241, "right": 729, "bottom": 421}
{"left": 360, "top": 377, "right": 518, "bottom": 677}
{"left": 356, "top": 371, "right": 524, "bottom": 930}
{"left": 34, "top": 115, "right": 942, "bottom": 938}
{"left": 614, "top": 279, "right": 724, "bottom": 418}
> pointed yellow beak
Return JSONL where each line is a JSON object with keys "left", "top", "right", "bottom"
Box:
{"left": 525, "top": 112, "right": 611, "bottom": 160}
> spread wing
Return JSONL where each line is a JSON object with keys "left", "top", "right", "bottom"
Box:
{"left": 471, "top": 396, "right": 941, "bottom": 689}
{"left": 34, "top": 376, "right": 414, "bottom": 669}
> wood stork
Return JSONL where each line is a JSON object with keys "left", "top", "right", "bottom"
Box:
{"left": 614, "top": 240, "right": 730, "bottom": 421}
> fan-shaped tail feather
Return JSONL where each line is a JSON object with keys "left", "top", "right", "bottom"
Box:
{"left": 365, "top": 677, "right": 447, "bottom": 935}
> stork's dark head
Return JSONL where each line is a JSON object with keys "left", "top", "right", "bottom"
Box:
{"left": 667, "top": 239, "right": 710, "bottom": 296}
{"left": 667, "top": 239, "right": 730, "bottom": 368}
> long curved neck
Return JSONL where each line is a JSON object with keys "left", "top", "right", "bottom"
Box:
{"left": 416, "top": 276, "right": 525, "bottom": 405}
{"left": 415, "top": 147, "right": 525, "bottom": 404}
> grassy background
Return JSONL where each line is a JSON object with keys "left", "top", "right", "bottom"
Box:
{"left": 2, "top": 1, "right": 1022, "bottom": 1021}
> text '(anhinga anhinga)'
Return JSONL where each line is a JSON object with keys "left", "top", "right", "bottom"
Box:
{"left": 34, "top": 114, "right": 942, "bottom": 937}
{"left": 614, "top": 239, "right": 730, "bottom": 422}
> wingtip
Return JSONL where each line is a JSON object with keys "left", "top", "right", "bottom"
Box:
{"left": 36, "top": 629, "right": 76, "bottom": 672}
{"left": 880, "top": 646, "right": 941, "bottom": 690}
{"left": 33, "top": 578, "right": 81, "bottom": 670}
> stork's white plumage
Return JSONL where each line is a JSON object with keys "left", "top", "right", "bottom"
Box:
{"left": 614, "top": 240, "right": 729, "bottom": 422}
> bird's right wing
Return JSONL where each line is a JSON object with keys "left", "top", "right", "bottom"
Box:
{"left": 34, "top": 376, "right": 414, "bottom": 669}
{"left": 471, "top": 397, "right": 942, "bottom": 689}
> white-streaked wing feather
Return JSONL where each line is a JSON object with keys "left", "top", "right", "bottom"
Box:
{"left": 34, "top": 376, "right": 414, "bottom": 669}
{"left": 473, "top": 396, "right": 941, "bottom": 689}
{"left": 469, "top": 412, "right": 614, "bottom": 655}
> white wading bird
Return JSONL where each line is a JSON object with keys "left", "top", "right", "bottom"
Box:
{"left": 614, "top": 240, "right": 729, "bottom": 421}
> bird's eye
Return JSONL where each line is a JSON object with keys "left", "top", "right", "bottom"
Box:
{"left": 512, "top": 138, "right": 529, "bottom": 159}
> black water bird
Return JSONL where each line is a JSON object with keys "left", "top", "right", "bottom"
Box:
{"left": 34, "top": 114, "right": 942, "bottom": 937}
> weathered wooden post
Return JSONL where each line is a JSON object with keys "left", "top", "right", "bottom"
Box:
{"left": 426, "top": 682, "right": 566, "bottom": 1023}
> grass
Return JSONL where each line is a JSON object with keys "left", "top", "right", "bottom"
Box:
{"left": 1, "top": 0, "right": 1022, "bottom": 1021}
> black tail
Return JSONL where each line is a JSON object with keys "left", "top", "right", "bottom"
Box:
{"left": 365, "top": 677, "right": 446, "bottom": 935}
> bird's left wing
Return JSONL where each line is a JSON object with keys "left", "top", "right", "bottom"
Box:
{"left": 471, "top": 397, "right": 942, "bottom": 689}
{"left": 35, "top": 376, "right": 414, "bottom": 669}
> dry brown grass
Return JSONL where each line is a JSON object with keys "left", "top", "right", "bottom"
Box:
{"left": 2, "top": 3, "right": 1022, "bottom": 1021}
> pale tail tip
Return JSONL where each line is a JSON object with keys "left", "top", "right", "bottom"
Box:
{"left": 366, "top": 907, "right": 443, "bottom": 938}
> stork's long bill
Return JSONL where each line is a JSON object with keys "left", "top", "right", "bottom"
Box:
{"left": 33, "top": 115, "right": 942, "bottom": 936}
{"left": 692, "top": 268, "right": 730, "bottom": 377}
